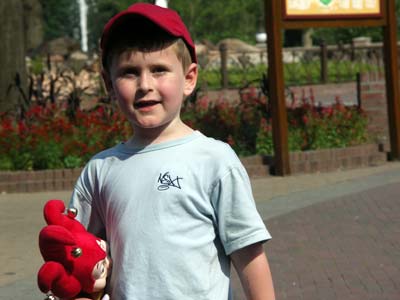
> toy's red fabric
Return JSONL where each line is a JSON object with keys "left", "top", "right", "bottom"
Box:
{"left": 38, "top": 200, "right": 107, "bottom": 299}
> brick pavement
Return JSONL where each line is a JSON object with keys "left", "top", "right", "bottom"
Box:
{"left": 263, "top": 182, "right": 400, "bottom": 300}
{"left": 230, "top": 163, "right": 400, "bottom": 300}
{"left": 1, "top": 163, "right": 400, "bottom": 300}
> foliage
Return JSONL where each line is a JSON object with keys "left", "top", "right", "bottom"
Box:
{"left": 170, "top": 0, "right": 264, "bottom": 44}
{"left": 87, "top": 0, "right": 264, "bottom": 47}
{"left": 40, "top": 0, "right": 264, "bottom": 51}
{"left": 182, "top": 87, "right": 369, "bottom": 156}
{"left": 39, "top": 0, "right": 400, "bottom": 53}
{"left": 284, "top": 60, "right": 379, "bottom": 86}
{"left": 199, "top": 59, "right": 378, "bottom": 90}
{"left": 86, "top": 0, "right": 132, "bottom": 51}
{"left": 0, "top": 103, "right": 132, "bottom": 170}
{"left": 312, "top": 27, "right": 383, "bottom": 45}
{"left": 199, "top": 64, "right": 266, "bottom": 90}
{"left": 40, "top": 0, "right": 79, "bottom": 41}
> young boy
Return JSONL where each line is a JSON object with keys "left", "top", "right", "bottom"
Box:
{"left": 70, "top": 3, "right": 275, "bottom": 299}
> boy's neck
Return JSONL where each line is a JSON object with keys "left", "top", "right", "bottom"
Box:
{"left": 128, "top": 121, "right": 194, "bottom": 148}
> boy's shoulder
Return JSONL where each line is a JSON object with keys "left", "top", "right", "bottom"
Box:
{"left": 189, "top": 132, "right": 242, "bottom": 166}
{"left": 195, "top": 133, "right": 235, "bottom": 154}
{"left": 82, "top": 143, "right": 128, "bottom": 172}
{"left": 90, "top": 143, "right": 126, "bottom": 161}
{"left": 192, "top": 131, "right": 226, "bottom": 146}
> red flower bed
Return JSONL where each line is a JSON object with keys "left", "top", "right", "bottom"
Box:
{"left": 0, "top": 102, "right": 132, "bottom": 170}
{"left": 0, "top": 87, "right": 369, "bottom": 170}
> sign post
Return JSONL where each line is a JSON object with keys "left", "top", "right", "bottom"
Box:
{"left": 265, "top": 0, "right": 400, "bottom": 176}
{"left": 266, "top": 1, "right": 290, "bottom": 175}
{"left": 382, "top": 0, "right": 400, "bottom": 159}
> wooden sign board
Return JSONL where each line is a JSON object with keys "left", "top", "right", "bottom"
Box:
{"left": 284, "top": 0, "right": 382, "bottom": 19}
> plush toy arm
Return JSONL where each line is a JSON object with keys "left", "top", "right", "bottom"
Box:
{"left": 38, "top": 261, "right": 82, "bottom": 299}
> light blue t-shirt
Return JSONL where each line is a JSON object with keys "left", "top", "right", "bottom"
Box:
{"left": 70, "top": 131, "right": 271, "bottom": 300}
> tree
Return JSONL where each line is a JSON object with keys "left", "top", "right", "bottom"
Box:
{"left": 23, "top": 0, "right": 44, "bottom": 53}
{"left": 40, "top": 0, "right": 79, "bottom": 41}
{"left": 170, "top": 0, "right": 264, "bottom": 44}
{"left": 86, "top": 0, "right": 264, "bottom": 49}
{"left": 87, "top": 0, "right": 151, "bottom": 51}
{"left": 87, "top": 0, "right": 122, "bottom": 51}
{"left": 39, "top": 0, "right": 400, "bottom": 52}
{"left": 40, "top": 0, "right": 265, "bottom": 51}
{"left": 312, "top": 27, "right": 383, "bottom": 45}
{"left": 0, "top": 0, "right": 27, "bottom": 114}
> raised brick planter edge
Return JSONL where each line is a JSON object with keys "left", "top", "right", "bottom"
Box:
{"left": 240, "top": 143, "right": 387, "bottom": 178}
{"left": 0, "top": 143, "right": 387, "bottom": 193}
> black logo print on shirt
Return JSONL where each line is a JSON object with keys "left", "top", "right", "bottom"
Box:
{"left": 157, "top": 172, "right": 183, "bottom": 191}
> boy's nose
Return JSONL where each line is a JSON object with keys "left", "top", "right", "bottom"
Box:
{"left": 138, "top": 72, "right": 153, "bottom": 92}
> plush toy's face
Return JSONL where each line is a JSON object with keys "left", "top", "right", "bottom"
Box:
{"left": 92, "top": 239, "right": 111, "bottom": 292}
{"left": 92, "top": 256, "right": 111, "bottom": 292}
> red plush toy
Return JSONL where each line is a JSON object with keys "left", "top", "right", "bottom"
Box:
{"left": 37, "top": 200, "right": 111, "bottom": 300}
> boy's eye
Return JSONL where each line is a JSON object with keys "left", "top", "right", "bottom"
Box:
{"left": 152, "top": 66, "right": 168, "bottom": 74}
{"left": 120, "top": 67, "right": 139, "bottom": 77}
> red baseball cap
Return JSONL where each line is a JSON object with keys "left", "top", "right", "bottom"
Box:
{"left": 100, "top": 3, "right": 197, "bottom": 67}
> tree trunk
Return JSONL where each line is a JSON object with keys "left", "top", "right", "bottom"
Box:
{"left": 0, "top": 0, "right": 27, "bottom": 114}
{"left": 23, "top": 0, "right": 44, "bottom": 53}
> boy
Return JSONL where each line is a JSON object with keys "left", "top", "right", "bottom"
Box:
{"left": 70, "top": 3, "right": 275, "bottom": 299}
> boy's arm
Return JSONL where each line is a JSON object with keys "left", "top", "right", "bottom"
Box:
{"left": 230, "top": 242, "right": 276, "bottom": 300}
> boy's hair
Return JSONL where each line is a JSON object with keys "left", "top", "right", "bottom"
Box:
{"left": 100, "top": 3, "right": 196, "bottom": 73}
{"left": 103, "top": 16, "right": 192, "bottom": 73}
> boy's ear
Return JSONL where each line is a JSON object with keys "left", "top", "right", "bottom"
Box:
{"left": 184, "top": 63, "right": 198, "bottom": 97}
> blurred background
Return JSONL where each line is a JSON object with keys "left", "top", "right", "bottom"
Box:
{"left": 0, "top": 0, "right": 398, "bottom": 172}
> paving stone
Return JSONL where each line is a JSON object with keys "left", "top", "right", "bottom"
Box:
{"left": 1, "top": 163, "right": 400, "bottom": 300}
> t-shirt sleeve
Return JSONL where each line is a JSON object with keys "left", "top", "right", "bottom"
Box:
{"left": 69, "top": 162, "right": 106, "bottom": 239}
{"left": 210, "top": 164, "right": 271, "bottom": 256}
{"left": 69, "top": 184, "right": 93, "bottom": 228}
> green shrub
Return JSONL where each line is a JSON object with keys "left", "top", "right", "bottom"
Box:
{"left": 199, "top": 60, "right": 379, "bottom": 89}
{"left": 182, "top": 88, "right": 369, "bottom": 156}
{"left": 32, "top": 141, "right": 64, "bottom": 170}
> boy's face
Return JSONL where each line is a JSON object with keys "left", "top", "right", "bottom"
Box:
{"left": 104, "top": 44, "right": 197, "bottom": 135}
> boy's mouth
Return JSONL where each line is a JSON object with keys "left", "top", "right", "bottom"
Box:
{"left": 134, "top": 100, "right": 161, "bottom": 109}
